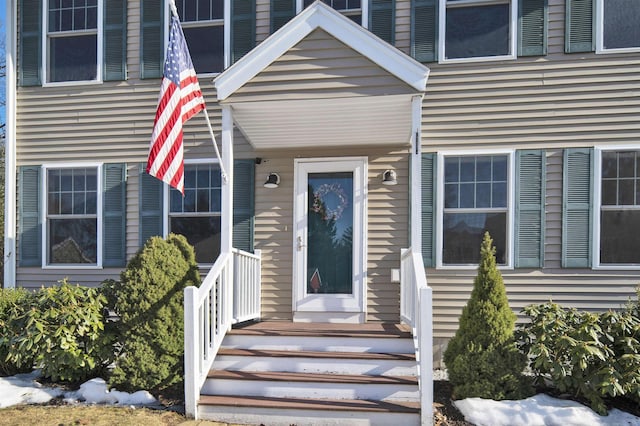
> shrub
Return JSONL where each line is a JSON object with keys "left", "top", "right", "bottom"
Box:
{"left": 443, "top": 232, "right": 532, "bottom": 400}
{"left": 517, "top": 301, "right": 640, "bottom": 415}
{"left": 107, "top": 234, "right": 200, "bottom": 394}
{"left": 0, "top": 288, "right": 36, "bottom": 376}
{"left": 4, "top": 280, "right": 113, "bottom": 383}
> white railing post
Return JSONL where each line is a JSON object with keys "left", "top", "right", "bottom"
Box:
{"left": 184, "top": 286, "right": 199, "bottom": 419}
{"left": 419, "top": 285, "right": 433, "bottom": 426}
{"left": 254, "top": 249, "right": 262, "bottom": 321}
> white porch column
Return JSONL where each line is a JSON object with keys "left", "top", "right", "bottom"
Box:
{"left": 221, "top": 105, "right": 234, "bottom": 254}
{"left": 411, "top": 95, "right": 423, "bottom": 253}
{"left": 4, "top": 0, "right": 17, "bottom": 288}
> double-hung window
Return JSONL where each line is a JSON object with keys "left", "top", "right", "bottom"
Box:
{"left": 176, "top": 0, "right": 225, "bottom": 73}
{"left": 45, "top": 0, "right": 101, "bottom": 83}
{"left": 439, "top": 153, "right": 512, "bottom": 266}
{"left": 596, "top": 149, "right": 640, "bottom": 266}
{"left": 596, "top": 0, "right": 640, "bottom": 53}
{"left": 168, "top": 163, "right": 222, "bottom": 264}
{"left": 439, "top": 0, "right": 516, "bottom": 62}
{"left": 45, "top": 166, "right": 100, "bottom": 266}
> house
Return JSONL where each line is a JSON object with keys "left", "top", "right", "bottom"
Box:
{"left": 4, "top": 0, "right": 640, "bottom": 424}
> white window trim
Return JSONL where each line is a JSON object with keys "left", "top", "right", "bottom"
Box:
{"left": 592, "top": 145, "right": 640, "bottom": 270}
{"left": 41, "top": 162, "right": 103, "bottom": 269}
{"left": 42, "top": 0, "right": 104, "bottom": 87}
{"left": 438, "top": 0, "right": 517, "bottom": 64}
{"left": 595, "top": 0, "right": 640, "bottom": 54}
{"left": 295, "top": 0, "right": 369, "bottom": 28}
{"left": 165, "top": 0, "right": 230, "bottom": 77}
{"left": 162, "top": 158, "right": 221, "bottom": 265}
{"left": 435, "top": 149, "right": 515, "bottom": 270}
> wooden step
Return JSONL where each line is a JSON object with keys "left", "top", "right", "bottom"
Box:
{"left": 217, "top": 347, "right": 416, "bottom": 361}
{"left": 229, "top": 321, "right": 412, "bottom": 339}
{"left": 207, "top": 369, "right": 418, "bottom": 385}
{"left": 199, "top": 394, "right": 421, "bottom": 413}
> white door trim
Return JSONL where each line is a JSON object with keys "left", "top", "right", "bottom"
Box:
{"left": 292, "top": 157, "right": 368, "bottom": 323}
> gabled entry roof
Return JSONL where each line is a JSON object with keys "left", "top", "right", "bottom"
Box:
{"left": 214, "top": 1, "right": 430, "bottom": 149}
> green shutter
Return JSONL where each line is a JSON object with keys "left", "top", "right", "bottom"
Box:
{"left": 231, "top": 0, "right": 256, "bottom": 64}
{"left": 139, "top": 164, "right": 164, "bottom": 246}
{"left": 19, "top": 0, "right": 42, "bottom": 86}
{"left": 518, "top": 0, "right": 547, "bottom": 56}
{"left": 370, "top": 0, "right": 395, "bottom": 44}
{"left": 565, "top": 0, "right": 594, "bottom": 53}
{"left": 411, "top": 0, "right": 437, "bottom": 62}
{"left": 515, "top": 150, "right": 545, "bottom": 268}
{"left": 421, "top": 153, "right": 436, "bottom": 267}
{"left": 271, "top": 0, "right": 296, "bottom": 33}
{"left": 103, "top": 164, "right": 127, "bottom": 266}
{"left": 233, "top": 159, "right": 255, "bottom": 252}
{"left": 18, "top": 166, "right": 41, "bottom": 266}
{"left": 104, "top": 0, "right": 127, "bottom": 81}
{"left": 562, "top": 148, "right": 593, "bottom": 268}
{"left": 141, "top": 0, "right": 164, "bottom": 79}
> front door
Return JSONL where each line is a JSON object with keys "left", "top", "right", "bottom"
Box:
{"left": 293, "top": 158, "right": 367, "bottom": 323}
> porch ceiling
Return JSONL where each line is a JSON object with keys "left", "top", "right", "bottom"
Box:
{"left": 230, "top": 94, "right": 416, "bottom": 149}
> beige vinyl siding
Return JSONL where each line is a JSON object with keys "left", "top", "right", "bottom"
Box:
{"left": 395, "top": 0, "right": 411, "bottom": 55}
{"left": 254, "top": 147, "right": 410, "bottom": 322}
{"left": 16, "top": 268, "right": 122, "bottom": 290}
{"left": 545, "top": 149, "right": 563, "bottom": 268}
{"left": 256, "top": 0, "right": 271, "bottom": 43}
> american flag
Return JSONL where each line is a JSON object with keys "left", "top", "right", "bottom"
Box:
{"left": 147, "top": 15, "right": 205, "bottom": 193}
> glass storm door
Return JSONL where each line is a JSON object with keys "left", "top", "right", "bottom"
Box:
{"left": 293, "top": 158, "right": 367, "bottom": 322}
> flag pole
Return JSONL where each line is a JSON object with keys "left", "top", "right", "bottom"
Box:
{"left": 168, "top": 0, "right": 229, "bottom": 183}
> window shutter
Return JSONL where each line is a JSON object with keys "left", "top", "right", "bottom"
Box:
{"left": 104, "top": 0, "right": 127, "bottom": 81}
{"left": 231, "top": 0, "right": 256, "bottom": 64}
{"left": 18, "top": 166, "right": 41, "bottom": 266}
{"left": 370, "top": 0, "right": 395, "bottom": 44}
{"left": 233, "top": 159, "right": 255, "bottom": 252}
{"left": 139, "top": 164, "right": 164, "bottom": 246}
{"left": 411, "top": 0, "right": 437, "bottom": 62}
{"left": 562, "top": 148, "right": 593, "bottom": 268}
{"left": 19, "top": 0, "right": 42, "bottom": 86}
{"left": 271, "top": 0, "right": 296, "bottom": 33}
{"left": 103, "top": 164, "right": 127, "bottom": 266}
{"left": 565, "top": 0, "right": 594, "bottom": 53}
{"left": 141, "top": 0, "right": 164, "bottom": 79}
{"left": 518, "top": 0, "right": 547, "bottom": 56}
{"left": 515, "top": 150, "right": 545, "bottom": 268}
{"left": 421, "top": 153, "right": 436, "bottom": 267}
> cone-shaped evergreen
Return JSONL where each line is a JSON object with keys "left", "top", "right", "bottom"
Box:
{"left": 443, "top": 232, "right": 532, "bottom": 400}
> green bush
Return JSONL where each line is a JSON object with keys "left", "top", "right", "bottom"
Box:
{"left": 517, "top": 301, "right": 640, "bottom": 415}
{"left": 0, "top": 288, "right": 36, "bottom": 376}
{"left": 4, "top": 280, "right": 113, "bottom": 383}
{"left": 443, "top": 232, "right": 532, "bottom": 400}
{"left": 107, "top": 234, "right": 200, "bottom": 394}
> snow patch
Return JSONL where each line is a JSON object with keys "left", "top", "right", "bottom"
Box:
{"left": 0, "top": 371, "right": 63, "bottom": 408}
{"left": 64, "top": 378, "right": 156, "bottom": 405}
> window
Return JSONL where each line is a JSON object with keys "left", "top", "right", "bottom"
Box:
{"left": 303, "top": 0, "right": 363, "bottom": 24}
{"left": 440, "top": 154, "right": 511, "bottom": 266}
{"left": 45, "top": 0, "right": 101, "bottom": 83}
{"left": 45, "top": 166, "right": 100, "bottom": 265}
{"left": 168, "top": 163, "right": 222, "bottom": 263}
{"left": 597, "top": 0, "right": 640, "bottom": 53}
{"left": 597, "top": 150, "right": 640, "bottom": 266}
{"left": 176, "top": 0, "right": 225, "bottom": 73}
{"left": 439, "top": 0, "right": 516, "bottom": 61}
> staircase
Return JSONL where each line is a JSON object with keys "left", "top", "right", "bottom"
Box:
{"left": 196, "top": 321, "right": 421, "bottom": 426}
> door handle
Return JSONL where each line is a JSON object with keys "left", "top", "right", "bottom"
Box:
{"left": 297, "top": 236, "right": 306, "bottom": 251}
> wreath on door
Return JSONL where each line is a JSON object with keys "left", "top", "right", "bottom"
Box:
{"left": 312, "top": 183, "right": 349, "bottom": 220}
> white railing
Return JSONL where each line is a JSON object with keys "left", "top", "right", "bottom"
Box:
{"left": 400, "top": 248, "right": 433, "bottom": 426}
{"left": 184, "top": 249, "right": 262, "bottom": 419}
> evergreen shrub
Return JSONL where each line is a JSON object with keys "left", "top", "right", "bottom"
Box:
{"left": 443, "top": 232, "right": 532, "bottom": 400}
{"left": 107, "top": 234, "right": 200, "bottom": 394}
{"left": 0, "top": 288, "right": 35, "bottom": 376}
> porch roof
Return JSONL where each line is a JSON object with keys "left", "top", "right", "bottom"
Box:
{"left": 213, "top": 1, "right": 430, "bottom": 149}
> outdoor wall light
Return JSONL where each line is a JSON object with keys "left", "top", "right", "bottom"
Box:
{"left": 382, "top": 170, "right": 397, "bottom": 186}
{"left": 264, "top": 172, "right": 280, "bottom": 188}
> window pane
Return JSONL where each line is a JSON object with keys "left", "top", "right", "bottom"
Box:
{"left": 459, "top": 183, "right": 474, "bottom": 208}
{"left": 460, "top": 157, "right": 475, "bottom": 182}
{"left": 476, "top": 183, "right": 491, "bottom": 208}
{"left": 602, "top": 151, "right": 618, "bottom": 178}
{"left": 443, "top": 212, "right": 506, "bottom": 264}
{"left": 476, "top": 156, "right": 492, "bottom": 181}
{"left": 445, "top": 157, "right": 459, "bottom": 183}
{"left": 184, "top": 189, "right": 196, "bottom": 212}
{"left": 48, "top": 193, "right": 60, "bottom": 215}
{"left": 445, "top": 183, "right": 458, "bottom": 208}
{"left": 183, "top": 26, "right": 224, "bottom": 74}
{"left": 197, "top": 189, "right": 210, "bottom": 212}
{"left": 60, "top": 193, "right": 73, "bottom": 214}
{"left": 49, "top": 218, "right": 97, "bottom": 264}
{"left": 170, "top": 216, "right": 221, "bottom": 263}
{"left": 73, "top": 192, "right": 86, "bottom": 214}
{"left": 600, "top": 210, "right": 640, "bottom": 264}
{"left": 618, "top": 151, "right": 635, "bottom": 178}
{"left": 492, "top": 155, "right": 508, "bottom": 181}
{"left": 602, "top": 180, "right": 617, "bottom": 205}
{"left": 618, "top": 179, "right": 634, "bottom": 205}
{"left": 492, "top": 182, "right": 507, "bottom": 208}
{"left": 49, "top": 34, "right": 97, "bottom": 82}
{"left": 603, "top": 0, "right": 640, "bottom": 50}
{"left": 86, "top": 191, "right": 97, "bottom": 214}
{"left": 170, "top": 190, "right": 183, "bottom": 213}
{"left": 445, "top": 4, "right": 510, "bottom": 59}
{"left": 211, "top": 189, "right": 221, "bottom": 211}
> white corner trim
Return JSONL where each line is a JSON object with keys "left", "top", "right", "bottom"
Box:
{"left": 214, "top": 1, "right": 429, "bottom": 100}
{"left": 4, "top": 0, "right": 17, "bottom": 288}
